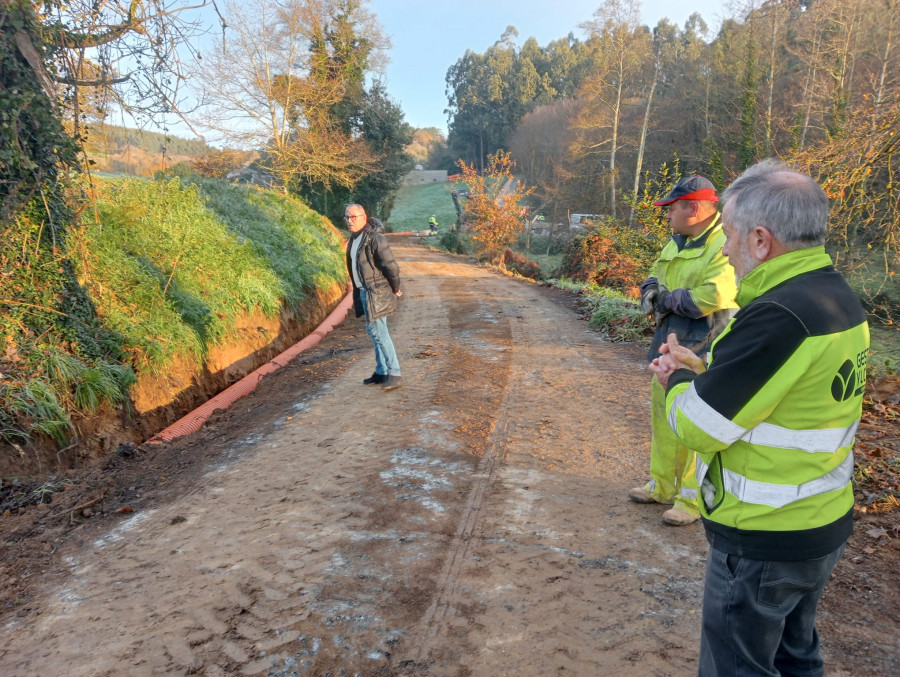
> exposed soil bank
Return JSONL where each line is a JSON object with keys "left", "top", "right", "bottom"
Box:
{"left": 0, "top": 282, "right": 346, "bottom": 478}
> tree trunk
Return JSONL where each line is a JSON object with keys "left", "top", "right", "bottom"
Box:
{"left": 798, "top": 31, "right": 821, "bottom": 152}
{"left": 609, "top": 72, "right": 623, "bottom": 220}
{"left": 630, "top": 74, "right": 657, "bottom": 227}
{"left": 545, "top": 219, "right": 554, "bottom": 257}
{"left": 872, "top": 7, "right": 896, "bottom": 131}
{"left": 764, "top": 6, "right": 782, "bottom": 157}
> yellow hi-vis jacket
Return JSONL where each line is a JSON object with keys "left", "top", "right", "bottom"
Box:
{"left": 646, "top": 215, "right": 738, "bottom": 360}
{"left": 664, "top": 247, "right": 868, "bottom": 560}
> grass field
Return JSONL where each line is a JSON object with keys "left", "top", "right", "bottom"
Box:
{"left": 387, "top": 181, "right": 461, "bottom": 233}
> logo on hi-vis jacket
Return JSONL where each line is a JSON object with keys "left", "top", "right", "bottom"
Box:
{"left": 831, "top": 351, "right": 867, "bottom": 402}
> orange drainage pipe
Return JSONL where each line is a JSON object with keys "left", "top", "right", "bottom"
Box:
{"left": 147, "top": 290, "right": 354, "bottom": 444}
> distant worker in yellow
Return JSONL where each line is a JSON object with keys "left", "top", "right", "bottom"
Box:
{"left": 428, "top": 215, "right": 438, "bottom": 233}
{"left": 631, "top": 175, "right": 738, "bottom": 525}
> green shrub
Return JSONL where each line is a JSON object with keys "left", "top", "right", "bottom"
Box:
{"left": 552, "top": 278, "right": 652, "bottom": 343}
{"left": 439, "top": 229, "right": 471, "bottom": 255}
{"left": 2, "top": 199, "right": 135, "bottom": 446}
{"left": 1, "top": 379, "right": 70, "bottom": 446}
{"left": 531, "top": 253, "right": 564, "bottom": 277}
{"left": 73, "top": 362, "right": 135, "bottom": 414}
{"left": 41, "top": 348, "right": 135, "bottom": 415}
{"left": 587, "top": 294, "right": 650, "bottom": 343}
{"left": 517, "top": 233, "right": 566, "bottom": 257}
{"left": 868, "top": 325, "right": 900, "bottom": 379}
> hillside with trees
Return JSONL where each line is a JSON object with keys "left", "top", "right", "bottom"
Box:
{"left": 445, "top": 0, "right": 898, "bottom": 323}
{"left": 80, "top": 123, "right": 215, "bottom": 176}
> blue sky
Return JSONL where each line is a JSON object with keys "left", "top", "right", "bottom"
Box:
{"left": 139, "top": 1, "right": 728, "bottom": 141}
{"left": 370, "top": 0, "right": 728, "bottom": 134}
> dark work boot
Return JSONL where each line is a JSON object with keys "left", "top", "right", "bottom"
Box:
{"left": 363, "top": 372, "right": 385, "bottom": 385}
{"left": 382, "top": 375, "right": 402, "bottom": 391}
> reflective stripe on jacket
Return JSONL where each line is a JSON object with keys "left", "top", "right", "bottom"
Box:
{"left": 665, "top": 246, "right": 868, "bottom": 560}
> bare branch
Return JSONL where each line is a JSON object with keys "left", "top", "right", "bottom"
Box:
{"left": 55, "top": 74, "right": 132, "bottom": 87}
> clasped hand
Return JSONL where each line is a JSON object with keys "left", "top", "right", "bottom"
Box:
{"left": 648, "top": 333, "right": 706, "bottom": 387}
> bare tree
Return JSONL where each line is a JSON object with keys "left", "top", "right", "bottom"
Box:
{"left": 194, "top": 0, "right": 386, "bottom": 191}
{"left": 509, "top": 100, "right": 576, "bottom": 192}
{"left": 32, "top": 0, "right": 215, "bottom": 137}
{"left": 869, "top": 0, "right": 898, "bottom": 132}
{"left": 628, "top": 14, "right": 709, "bottom": 225}
{"left": 577, "top": 0, "right": 644, "bottom": 220}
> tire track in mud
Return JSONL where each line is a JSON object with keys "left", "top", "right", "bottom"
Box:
{"left": 409, "top": 270, "right": 593, "bottom": 657}
{"left": 413, "top": 342, "right": 513, "bottom": 657}
{"left": 400, "top": 263, "right": 708, "bottom": 676}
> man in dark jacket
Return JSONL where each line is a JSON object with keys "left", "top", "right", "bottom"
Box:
{"left": 345, "top": 204, "right": 403, "bottom": 391}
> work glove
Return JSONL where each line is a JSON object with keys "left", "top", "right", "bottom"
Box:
{"left": 654, "top": 287, "right": 671, "bottom": 316}
{"left": 653, "top": 286, "right": 672, "bottom": 327}
{"left": 641, "top": 284, "right": 659, "bottom": 315}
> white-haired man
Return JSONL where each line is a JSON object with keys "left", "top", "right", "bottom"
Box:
{"left": 651, "top": 160, "right": 868, "bottom": 676}
{"left": 345, "top": 204, "right": 403, "bottom": 391}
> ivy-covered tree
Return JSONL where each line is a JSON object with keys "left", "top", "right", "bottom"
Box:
{"left": 1, "top": 1, "right": 135, "bottom": 447}
{"left": 1, "top": 2, "right": 76, "bottom": 218}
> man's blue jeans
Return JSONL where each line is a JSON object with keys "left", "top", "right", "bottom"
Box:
{"left": 699, "top": 544, "right": 845, "bottom": 676}
{"left": 359, "top": 288, "right": 400, "bottom": 376}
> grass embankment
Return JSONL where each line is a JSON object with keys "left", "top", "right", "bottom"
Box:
{"left": 2, "top": 175, "right": 347, "bottom": 448}
{"left": 386, "top": 181, "right": 460, "bottom": 233}
{"left": 77, "top": 176, "right": 347, "bottom": 376}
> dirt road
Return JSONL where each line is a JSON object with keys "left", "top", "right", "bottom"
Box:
{"left": 1, "top": 241, "right": 896, "bottom": 675}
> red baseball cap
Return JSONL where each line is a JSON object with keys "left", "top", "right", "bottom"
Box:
{"left": 653, "top": 175, "right": 719, "bottom": 206}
